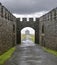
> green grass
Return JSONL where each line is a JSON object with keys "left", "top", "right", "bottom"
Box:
{"left": 0, "top": 47, "right": 15, "bottom": 65}
{"left": 43, "top": 47, "right": 57, "bottom": 56}
{"left": 30, "top": 35, "right": 35, "bottom": 42}
{"left": 21, "top": 34, "right": 26, "bottom": 41}
{"left": 21, "top": 34, "right": 35, "bottom": 42}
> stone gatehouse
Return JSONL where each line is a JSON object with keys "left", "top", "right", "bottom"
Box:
{"left": 0, "top": 3, "right": 57, "bottom": 55}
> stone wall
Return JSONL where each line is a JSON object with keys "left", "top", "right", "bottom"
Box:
{"left": 39, "top": 8, "right": 57, "bottom": 50}
{"left": 0, "top": 3, "right": 16, "bottom": 55}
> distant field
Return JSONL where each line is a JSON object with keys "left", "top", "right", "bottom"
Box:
{"left": 21, "top": 34, "right": 35, "bottom": 42}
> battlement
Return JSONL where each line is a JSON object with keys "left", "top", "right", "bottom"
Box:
{"left": 17, "top": 18, "right": 39, "bottom": 22}
{"left": 0, "top": 3, "right": 39, "bottom": 22}
{"left": 22, "top": 18, "right": 27, "bottom": 21}
{"left": 39, "top": 7, "right": 57, "bottom": 21}
{"left": 0, "top": 3, "right": 16, "bottom": 21}
{"left": 29, "top": 18, "right": 33, "bottom": 21}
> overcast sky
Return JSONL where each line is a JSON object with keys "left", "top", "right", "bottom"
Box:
{"left": 0, "top": 0, "right": 57, "bottom": 18}
{"left": 0, "top": 0, "right": 57, "bottom": 33}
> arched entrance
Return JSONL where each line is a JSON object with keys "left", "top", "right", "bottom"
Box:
{"left": 21, "top": 27, "right": 35, "bottom": 43}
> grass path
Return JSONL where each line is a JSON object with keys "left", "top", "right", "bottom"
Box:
{"left": 0, "top": 47, "right": 15, "bottom": 65}
{"left": 43, "top": 47, "right": 57, "bottom": 56}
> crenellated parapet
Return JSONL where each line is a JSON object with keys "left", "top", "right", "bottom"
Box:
{"left": 29, "top": 18, "right": 33, "bottom": 21}
{"left": 0, "top": 3, "right": 16, "bottom": 55}
{"left": 0, "top": 3, "right": 16, "bottom": 21}
{"left": 39, "top": 7, "right": 57, "bottom": 22}
{"left": 17, "top": 17, "right": 39, "bottom": 22}
{"left": 39, "top": 7, "right": 57, "bottom": 50}
{"left": 22, "top": 18, "right": 27, "bottom": 21}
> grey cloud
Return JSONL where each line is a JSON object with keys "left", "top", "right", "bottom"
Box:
{"left": 0, "top": 0, "right": 57, "bottom": 14}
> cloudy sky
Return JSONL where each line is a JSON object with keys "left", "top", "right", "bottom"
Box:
{"left": 0, "top": 0, "right": 57, "bottom": 18}
{"left": 0, "top": 0, "right": 57, "bottom": 34}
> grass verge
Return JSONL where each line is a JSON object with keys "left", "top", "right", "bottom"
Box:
{"left": 0, "top": 47, "right": 15, "bottom": 65}
{"left": 43, "top": 47, "right": 57, "bottom": 56}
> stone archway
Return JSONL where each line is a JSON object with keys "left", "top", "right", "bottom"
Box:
{"left": 16, "top": 18, "right": 39, "bottom": 44}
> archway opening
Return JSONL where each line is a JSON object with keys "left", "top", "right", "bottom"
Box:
{"left": 21, "top": 27, "right": 35, "bottom": 45}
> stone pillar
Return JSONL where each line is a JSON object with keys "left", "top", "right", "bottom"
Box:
{"left": 2, "top": 6, "right": 6, "bottom": 18}
{"left": 16, "top": 18, "right": 21, "bottom": 44}
{"left": 7, "top": 11, "right": 10, "bottom": 20}
{"left": 1, "top": 5, "right": 3, "bottom": 17}
{"left": 9, "top": 13, "right": 12, "bottom": 21}
{"left": 35, "top": 30, "right": 39, "bottom": 44}
{"left": 35, "top": 18, "right": 39, "bottom": 44}
{"left": 5, "top": 9, "right": 8, "bottom": 19}
{"left": 16, "top": 29, "right": 21, "bottom": 44}
{"left": 8, "top": 12, "right": 11, "bottom": 21}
